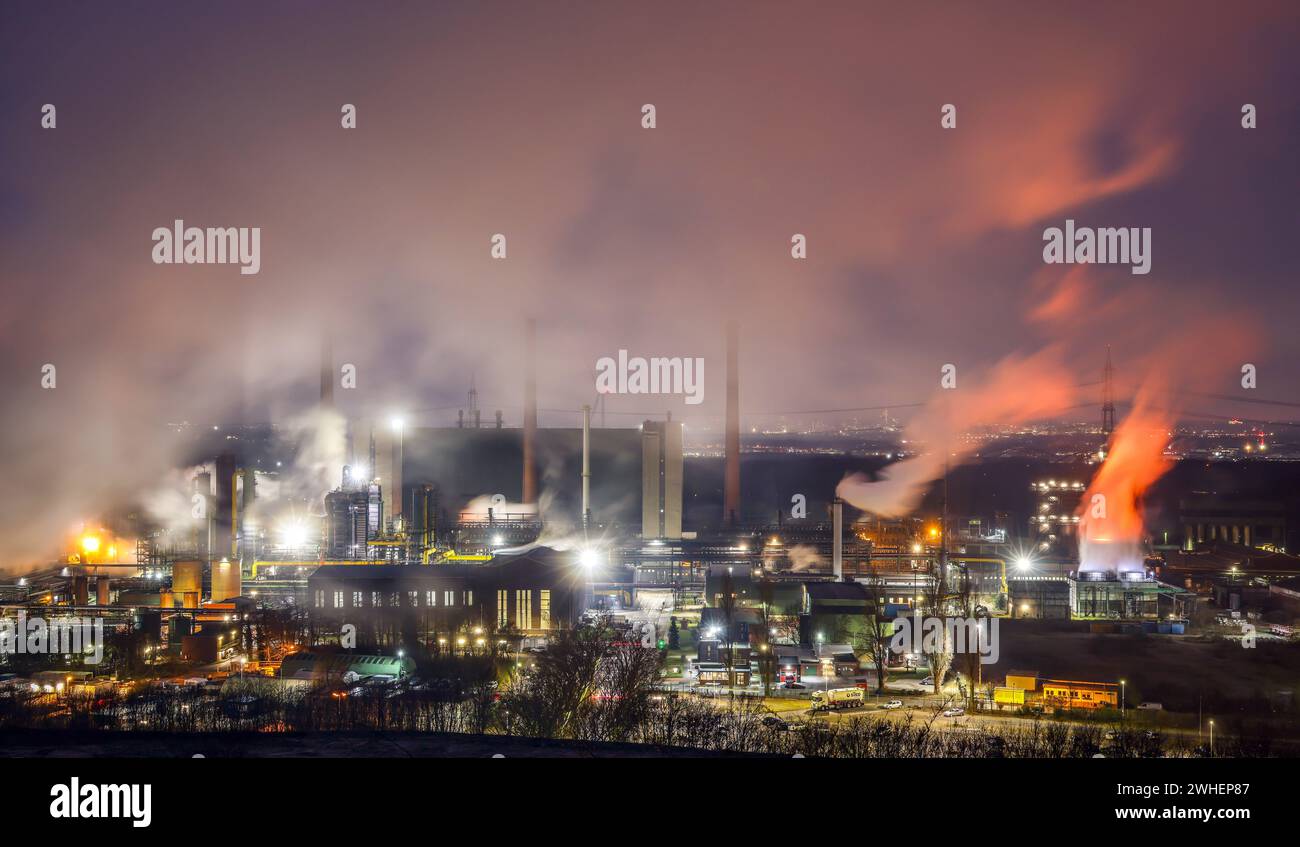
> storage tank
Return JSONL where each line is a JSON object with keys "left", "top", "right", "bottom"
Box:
{"left": 211, "top": 558, "right": 241, "bottom": 602}
{"left": 172, "top": 560, "right": 202, "bottom": 598}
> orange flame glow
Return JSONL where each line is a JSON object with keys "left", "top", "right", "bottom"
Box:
{"left": 1077, "top": 393, "right": 1172, "bottom": 571}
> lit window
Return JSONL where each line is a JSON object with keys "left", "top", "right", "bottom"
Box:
{"left": 516, "top": 590, "right": 532, "bottom": 630}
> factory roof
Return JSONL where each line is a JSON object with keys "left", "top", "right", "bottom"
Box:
{"left": 1162, "top": 544, "right": 1300, "bottom": 575}
{"left": 309, "top": 564, "right": 470, "bottom": 581}
{"left": 805, "top": 582, "right": 869, "bottom": 602}
{"left": 280, "top": 651, "right": 415, "bottom": 682}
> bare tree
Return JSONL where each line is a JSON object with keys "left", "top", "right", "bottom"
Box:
{"left": 861, "top": 560, "right": 893, "bottom": 694}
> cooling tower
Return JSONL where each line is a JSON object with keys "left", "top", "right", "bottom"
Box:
{"left": 1078, "top": 538, "right": 1146, "bottom": 579}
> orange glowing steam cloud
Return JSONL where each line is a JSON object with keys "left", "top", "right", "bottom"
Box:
{"left": 1077, "top": 392, "right": 1172, "bottom": 571}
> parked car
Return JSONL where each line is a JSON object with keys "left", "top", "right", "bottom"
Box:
{"left": 761, "top": 715, "right": 792, "bottom": 730}
{"left": 882, "top": 699, "right": 904, "bottom": 710}
{"left": 941, "top": 706, "right": 965, "bottom": 717}
{"left": 920, "top": 677, "right": 935, "bottom": 686}
{"left": 1136, "top": 702, "right": 1163, "bottom": 711}
{"left": 780, "top": 681, "right": 806, "bottom": 690}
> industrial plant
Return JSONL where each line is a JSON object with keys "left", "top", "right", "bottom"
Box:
{"left": 3, "top": 9, "right": 1298, "bottom": 836}
{"left": 0, "top": 320, "right": 1253, "bottom": 710}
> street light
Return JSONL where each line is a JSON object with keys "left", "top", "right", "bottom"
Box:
{"left": 1120, "top": 679, "right": 1126, "bottom": 719}
{"left": 816, "top": 633, "right": 827, "bottom": 694}
{"left": 1209, "top": 719, "right": 1215, "bottom": 757}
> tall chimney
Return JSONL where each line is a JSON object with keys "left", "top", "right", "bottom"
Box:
{"left": 724, "top": 321, "right": 741, "bottom": 526}
{"left": 391, "top": 421, "right": 404, "bottom": 525}
{"left": 214, "top": 453, "right": 235, "bottom": 564}
{"left": 522, "top": 319, "right": 538, "bottom": 503}
{"left": 832, "top": 498, "right": 844, "bottom": 579}
{"left": 582, "top": 404, "right": 592, "bottom": 532}
{"left": 320, "top": 330, "right": 334, "bottom": 410}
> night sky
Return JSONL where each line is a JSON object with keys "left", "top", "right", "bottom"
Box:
{"left": 1, "top": 1, "right": 1298, "bottom": 562}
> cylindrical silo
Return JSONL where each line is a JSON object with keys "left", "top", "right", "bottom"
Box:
{"left": 172, "top": 560, "right": 202, "bottom": 596}
{"left": 211, "top": 558, "right": 242, "bottom": 602}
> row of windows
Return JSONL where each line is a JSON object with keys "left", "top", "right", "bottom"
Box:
{"left": 314, "top": 588, "right": 473, "bottom": 609}
{"left": 496, "top": 589, "right": 551, "bottom": 630}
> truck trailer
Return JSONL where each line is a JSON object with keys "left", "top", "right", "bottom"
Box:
{"left": 810, "top": 688, "right": 865, "bottom": 711}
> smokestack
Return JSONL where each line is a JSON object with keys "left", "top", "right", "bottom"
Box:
{"left": 582, "top": 404, "right": 592, "bottom": 532}
{"left": 320, "top": 330, "right": 334, "bottom": 410}
{"left": 724, "top": 321, "right": 741, "bottom": 526}
{"left": 214, "top": 453, "right": 235, "bottom": 563}
{"left": 832, "top": 498, "right": 844, "bottom": 579}
{"left": 391, "top": 420, "right": 404, "bottom": 524}
{"left": 522, "top": 319, "right": 538, "bottom": 503}
{"left": 237, "top": 467, "right": 255, "bottom": 566}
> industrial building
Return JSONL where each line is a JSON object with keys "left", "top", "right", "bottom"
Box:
{"left": 324, "top": 467, "right": 384, "bottom": 558}
{"left": 306, "top": 546, "right": 585, "bottom": 648}
{"left": 1178, "top": 495, "right": 1287, "bottom": 551}
{"left": 641, "top": 419, "right": 684, "bottom": 540}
